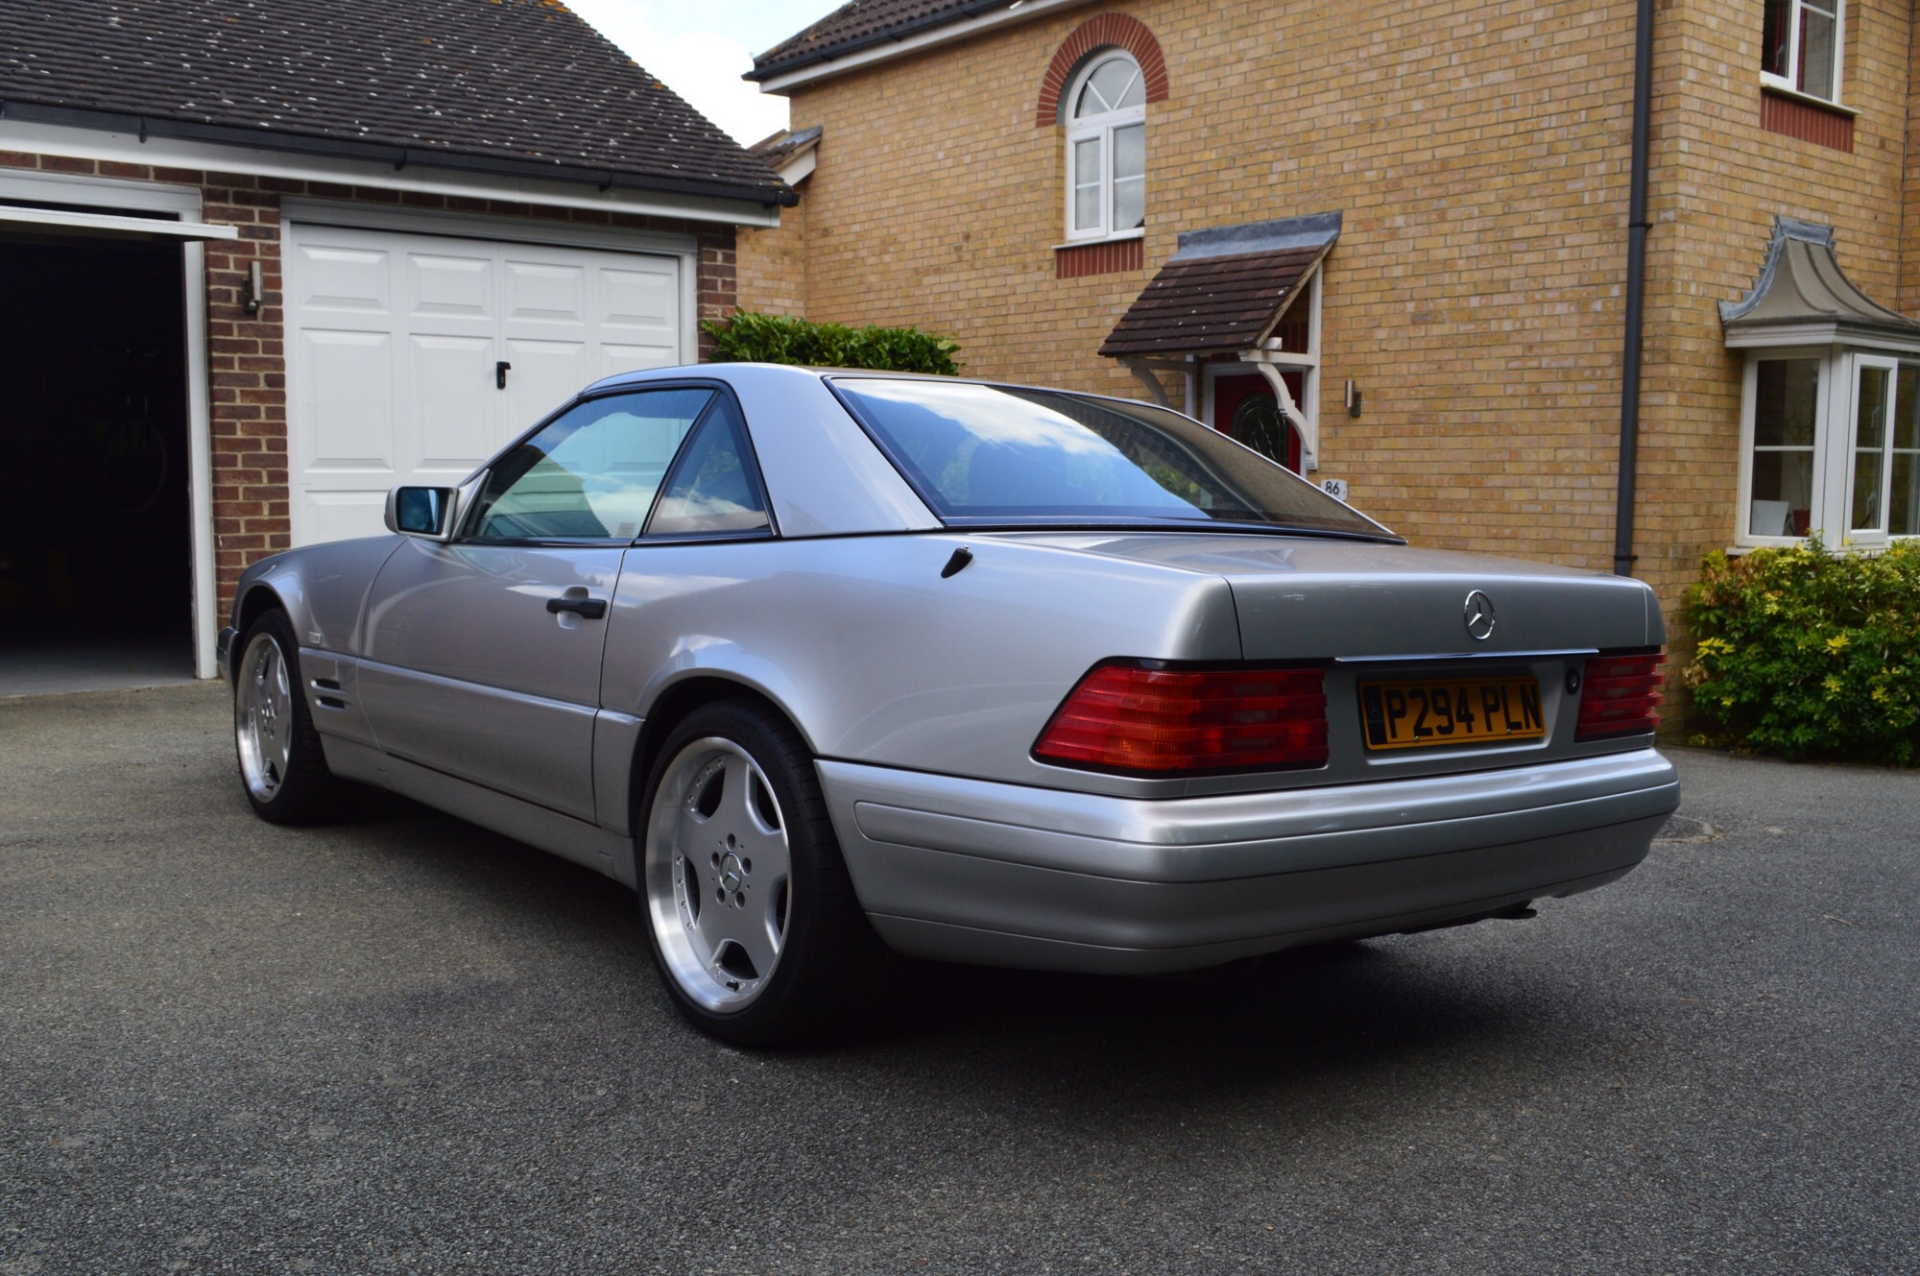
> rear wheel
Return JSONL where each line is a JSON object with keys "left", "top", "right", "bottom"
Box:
{"left": 233, "top": 608, "right": 338, "bottom": 825}
{"left": 639, "top": 700, "right": 887, "bottom": 1045}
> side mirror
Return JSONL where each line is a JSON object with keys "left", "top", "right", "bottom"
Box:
{"left": 385, "top": 485, "right": 457, "bottom": 539}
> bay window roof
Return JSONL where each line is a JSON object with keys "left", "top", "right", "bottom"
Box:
{"left": 1721, "top": 216, "right": 1920, "bottom": 351}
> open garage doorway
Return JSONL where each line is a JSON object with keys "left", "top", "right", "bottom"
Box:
{"left": 0, "top": 232, "right": 196, "bottom": 696}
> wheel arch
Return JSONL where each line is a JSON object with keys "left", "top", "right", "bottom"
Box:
{"left": 234, "top": 582, "right": 290, "bottom": 643}
{"left": 626, "top": 674, "right": 815, "bottom": 839}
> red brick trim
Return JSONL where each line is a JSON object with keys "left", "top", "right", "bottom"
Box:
{"left": 1035, "top": 13, "right": 1169, "bottom": 128}
{"left": 697, "top": 232, "right": 737, "bottom": 360}
{"left": 1760, "top": 89, "right": 1853, "bottom": 152}
{"left": 1056, "top": 237, "right": 1144, "bottom": 279}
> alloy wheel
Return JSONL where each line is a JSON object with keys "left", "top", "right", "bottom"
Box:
{"left": 644, "top": 737, "right": 793, "bottom": 1014}
{"left": 235, "top": 631, "right": 295, "bottom": 803}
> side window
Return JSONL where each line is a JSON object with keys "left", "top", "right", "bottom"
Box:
{"left": 1762, "top": 0, "right": 1843, "bottom": 102}
{"left": 1065, "top": 51, "right": 1145, "bottom": 242}
{"left": 1848, "top": 359, "right": 1920, "bottom": 538}
{"left": 646, "top": 394, "right": 773, "bottom": 537}
{"left": 468, "top": 388, "right": 714, "bottom": 542}
{"left": 1746, "top": 357, "right": 1819, "bottom": 538}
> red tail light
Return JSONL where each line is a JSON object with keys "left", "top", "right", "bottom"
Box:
{"left": 1576, "top": 651, "right": 1666, "bottom": 741}
{"left": 1033, "top": 663, "right": 1328, "bottom": 774}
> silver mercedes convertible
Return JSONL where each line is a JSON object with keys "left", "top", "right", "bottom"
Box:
{"left": 220, "top": 363, "right": 1678, "bottom": 1044}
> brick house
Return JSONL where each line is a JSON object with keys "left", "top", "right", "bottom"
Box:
{"left": 737, "top": 0, "right": 1920, "bottom": 672}
{"left": 0, "top": 0, "right": 789, "bottom": 683}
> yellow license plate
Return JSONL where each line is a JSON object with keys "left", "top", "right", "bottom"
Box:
{"left": 1359, "top": 677, "right": 1545, "bottom": 750}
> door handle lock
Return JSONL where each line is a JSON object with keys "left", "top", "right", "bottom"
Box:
{"left": 496, "top": 360, "right": 511, "bottom": 390}
{"left": 546, "top": 596, "right": 607, "bottom": 620}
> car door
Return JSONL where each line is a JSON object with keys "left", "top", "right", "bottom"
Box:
{"left": 358, "top": 385, "right": 717, "bottom": 820}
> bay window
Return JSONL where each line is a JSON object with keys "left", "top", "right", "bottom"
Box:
{"left": 1741, "top": 348, "right": 1920, "bottom": 545}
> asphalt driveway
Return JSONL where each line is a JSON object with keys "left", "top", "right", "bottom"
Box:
{"left": 1, "top": 683, "right": 1915, "bottom": 1275}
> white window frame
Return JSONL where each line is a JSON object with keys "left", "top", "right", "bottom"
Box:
{"left": 1063, "top": 51, "right": 1146, "bottom": 245}
{"left": 1846, "top": 354, "right": 1902, "bottom": 543}
{"left": 1737, "top": 345, "right": 1920, "bottom": 549}
{"left": 1761, "top": 0, "right": 1846, "bottom": 105}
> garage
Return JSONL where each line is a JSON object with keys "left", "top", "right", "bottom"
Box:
{"left": 283, "top": 221, "right": 688, "bottom": 546}
{"left": 3, "top": 0, "right": 791, "bottom": 689}
{"left": 0, "top": 191, "right": 233, "bottom": 696}
{"left": 0, "top": 230, "right": 191, "bottom": 689}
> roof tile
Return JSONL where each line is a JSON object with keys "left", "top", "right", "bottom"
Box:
{"left": 1100, "top": 247, "right": 1325, "bottom": 358}
{"left": 0, "top": 0, "right": 786, "bottom": 202}
{"left": 751, "top": 0, "right": 1001, "bottom": 80}
{"left": 1101, "top": 214, "right": 1341, "bottom": 358}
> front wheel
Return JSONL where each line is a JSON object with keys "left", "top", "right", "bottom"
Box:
{"left": 233, "top": 608, "right": 338, "bottom": 825}
{"left": 639, "top": 700, "right": 888, "bottom": 1045}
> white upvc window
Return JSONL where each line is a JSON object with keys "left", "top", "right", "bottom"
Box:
{"left": 1065, "top": 51, "right": 1146, "bottom": 243}
{"left": 1762, "top": 0, "right": 1845, "bottom": 103}
{"left": 1739, "top": 347, "right": 1920, "bottom": 547}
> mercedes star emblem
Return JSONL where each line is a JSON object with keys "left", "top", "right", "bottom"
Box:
{"left": 1464, "top": 590, "right": 1497, "bottom": 641}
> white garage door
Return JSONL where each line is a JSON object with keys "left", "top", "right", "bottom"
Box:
{"left": 284, "top": 222, "right": 683, "bottom": 545}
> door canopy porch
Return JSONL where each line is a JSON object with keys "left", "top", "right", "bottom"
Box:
{"left": 1101, "top": 212, "right": 1338, "bottom": 464}
{"left": 1099, "top": 212, "right": 1339, "bottom": 361}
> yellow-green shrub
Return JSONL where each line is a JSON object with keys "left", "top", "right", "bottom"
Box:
{"left": 700, "top": 312, "right": 960, "bottom": 375}
{"left": 1685, "top": 539, "right": 1920, "bottom": 764}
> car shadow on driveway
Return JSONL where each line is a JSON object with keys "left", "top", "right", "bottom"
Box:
{"left": 329, "top": 788, "right": 1553, "bottom": 1103}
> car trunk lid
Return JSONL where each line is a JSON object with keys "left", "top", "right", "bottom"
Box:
{"left": 1003, "top": 532, "right": 1656, "bottom": 657}
{"left": 995, "top": 532, "right": 1663, "bottom": 790}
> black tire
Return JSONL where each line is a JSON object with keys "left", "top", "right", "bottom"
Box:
{"left": 232, "top": 608, "right": 339, "bottom": 825}
{"left": 636, "top": 699, "right": 892, "bottom": 1046}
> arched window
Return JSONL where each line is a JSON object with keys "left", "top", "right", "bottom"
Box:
{"left": 1065, "top": 51, "right": 1145, "bottom": 242}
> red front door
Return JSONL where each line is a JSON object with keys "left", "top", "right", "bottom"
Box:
{"left": 1210, "top": 371, "right": 1303, "bottom": 472}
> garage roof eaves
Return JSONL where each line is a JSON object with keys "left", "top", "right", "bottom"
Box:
{"left": 0, "top": 99, "right": 798, "bottom": 209}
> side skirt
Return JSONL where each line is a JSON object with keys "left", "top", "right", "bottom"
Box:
{"left": 323, "top": 737, "right": 638, "bottom": 888}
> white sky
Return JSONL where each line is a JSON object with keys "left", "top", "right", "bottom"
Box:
{"left": 565, "top": 0, "right": 848, "bottom": 146}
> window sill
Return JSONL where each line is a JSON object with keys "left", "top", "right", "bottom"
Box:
{"left": 1728, "top": 536, "right": 1914, "bottom": 555}
{"left": 1758, "top": 78, "right": 1856, "bottom": 116}
{"left": 1055, "top": 228, "right": 1144, "bottom": 252}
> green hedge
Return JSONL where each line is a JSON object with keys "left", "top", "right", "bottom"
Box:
{"left": 700, "top": 311, "right": 960, "bottom": 375}
{"left": 1684, "top": 538, "right": 1920, "bottom": 764}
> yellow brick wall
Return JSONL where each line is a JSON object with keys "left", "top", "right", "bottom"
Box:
{"left": 1906, "top": 6, "right": 1920, "bottom": 314}
{"left": 750, "top": 0, "right": 1914, "bottom": 666}
{"left": 738, "top": 180, "right": 808, "bottom": 317}
{"left": 1635, "top": 0, "right": 1912, "bottom": 610}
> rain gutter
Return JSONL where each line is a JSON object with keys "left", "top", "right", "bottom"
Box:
{"left": 1612, "top": 0, "right": 1655, "bottom": 576}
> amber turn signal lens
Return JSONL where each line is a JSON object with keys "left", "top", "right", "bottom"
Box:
{"left": 1033, "top": 664, "right": 1329, "bottom": 774}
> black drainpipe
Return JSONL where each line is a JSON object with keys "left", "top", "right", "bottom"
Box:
{"left": 1613, "top": 0, "right": 1655, "bottom": 576}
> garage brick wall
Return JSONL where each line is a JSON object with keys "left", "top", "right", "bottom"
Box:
{"left": 741, "top": 0, "right": 1917, "bottom": 682}
{"left": 0, "top": 150, "right": 737, "bottom": 610}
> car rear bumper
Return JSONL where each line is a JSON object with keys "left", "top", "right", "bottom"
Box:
{"left": 816, "top": 748, "right": 1679, "bottom": 975}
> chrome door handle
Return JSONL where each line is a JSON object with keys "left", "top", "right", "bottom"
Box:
{"left": 546, "top": 596, "right": 607, "bottom": 620}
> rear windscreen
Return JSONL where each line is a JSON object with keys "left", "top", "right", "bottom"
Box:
{"left": 832, "top": 378, "right": 1394, "bottom": 538}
